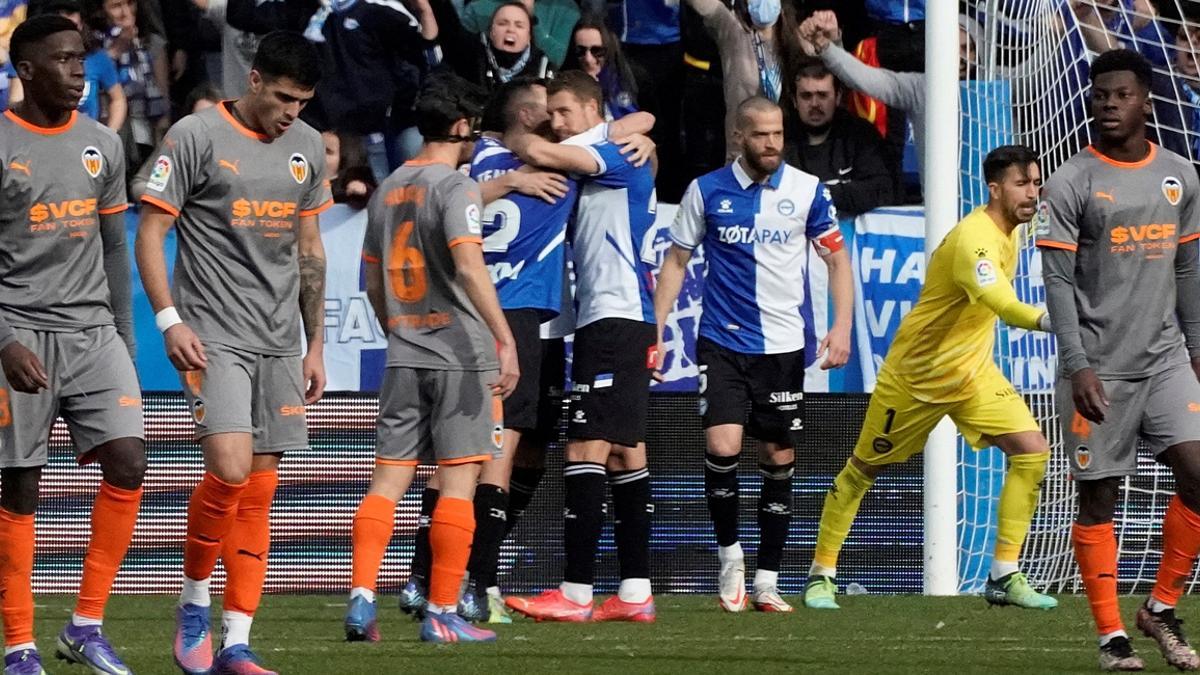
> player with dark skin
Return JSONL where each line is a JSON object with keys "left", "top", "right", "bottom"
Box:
{"left": 1071, "top": 69, "right": 1200, "bottom": 528}
{"left": 0, "top": 21, "right": 144, "bottom": 529}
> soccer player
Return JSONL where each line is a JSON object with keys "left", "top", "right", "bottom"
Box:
{"left": 503, "top": 70, "right": 660, "bottom": 623}
{"left": 0, "top": 16, "right": 144, "bottom": 675}
{"left": 801, "top": 143, "right": 1058, "bottom": 614}
{"left": 653, "top": 96, "right": 853, "bottom": 613}
{"left": 1040, "top": 49, "right": 1200, "bottom": 672}
{"left": 343, "top": 71, "right": 519, "bottom": 644}
{"left": 135, "top": 31, "right": 331, "bottom": 675}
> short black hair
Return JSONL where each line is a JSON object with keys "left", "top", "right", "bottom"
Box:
{"left": 1090, "top": 48, "right": 1152, "bottom": 90}
{"left": 546, "top": 70, "right": 602, "bottom": 109}
{"left": 415, "top": 72, "right": 489, "bottom": 140}
{"left": 983, "top": 144, "right": 1039, "bottom": 184}
{"left": 251, "top": 30, "right": 321, "bottom": 89}
{"left": 33, "top": 0, "right": 81, "bottom": 17}
{"left": 10, "top": 14, "right": 78, "bottom": 64}
{"left": 482, "top": 76, "right": 543, "bottom": 133}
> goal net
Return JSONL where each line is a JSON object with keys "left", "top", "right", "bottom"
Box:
{"left": 955, "top": 0, "right": 1197, "bottom": 594}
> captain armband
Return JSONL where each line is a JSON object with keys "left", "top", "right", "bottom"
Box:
{"left": 813, "top": 229, "right": 845, "bottom": 255}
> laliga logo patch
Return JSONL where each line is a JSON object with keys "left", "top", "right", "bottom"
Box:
{"left": 1033, "top": 201, "right": 1051, "bottom": 237}
{"left": 974, "top": 259, "right": 998, "bottom": 288}
{"left": 1163, "top": 176, "right": 1183, "bottom": 206}
{"left": 81, "top": 146, "right": 103, "bottom": 178}
{"left": 289, "top": 153, "right": 309, "bottom": 184}
{"left": 1074, "top": 445, "right": 1091, "bottom": 469}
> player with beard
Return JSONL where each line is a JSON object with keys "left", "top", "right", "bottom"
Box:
{"left": 653, "top": 95, "right": 852, "bottom": 613}
{"left": 802, "top": 144, "right": 1059, "bottom": 616}
{"left": 1040, "top": 49, "right": 1200, "bottom": 672}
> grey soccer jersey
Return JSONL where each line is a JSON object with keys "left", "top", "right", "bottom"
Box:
{"left": 0, "top": 110, "right": 127, "bottom": 338}
{"left": 1039, "top": 143, "right": 1200, "bottom": 378}
{"left": 362, "top": 162, "right": 499, "bottom": 371}
{"left": 140, "top": 103, "right": 331, "bottom": 356}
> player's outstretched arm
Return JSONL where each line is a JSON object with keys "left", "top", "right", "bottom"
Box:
{"left": 100, "top": 211, "right": 136, "bottom": 358}
{"left": 451, "top": 241, "right": 520, "bottom": 398}
{"left": 297, "top": 213, "right": 327, "bottom": 404}
{"left": 136, "top": 204, "right": 206, "bottom": 371}
{"left": 478, "top": 168, "right": 569, "bottom": 205}
{"left": 608, "top": 111, "right": 655, "bottom": 139}
{"left": 508, "top": 133, "right": 601, "bottom": 176}
{"left": 818, "top": 245, "right": 853, "bottom": 370}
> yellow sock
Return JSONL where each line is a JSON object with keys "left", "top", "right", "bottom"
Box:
{"left": 813, "top": 460, "right": 875, "bottom": 571}
{"left": 994, "top": 451, "right": 1049, "bottom": 565}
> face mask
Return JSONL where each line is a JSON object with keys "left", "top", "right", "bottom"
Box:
{"left": 747, "top": 0, "right": 780, "bottom": 29}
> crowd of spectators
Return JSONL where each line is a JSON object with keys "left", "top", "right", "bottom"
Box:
{"left": 5, "top": 0, "right": 1200, "bottom": 210}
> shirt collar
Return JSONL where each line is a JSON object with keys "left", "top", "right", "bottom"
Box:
{"left": 732, "top": 156, "right": 786, "bottom": 190}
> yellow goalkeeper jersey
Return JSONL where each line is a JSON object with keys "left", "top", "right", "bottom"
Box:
{"left": 882, "top": 207, "right": 1028, "bottom": 403}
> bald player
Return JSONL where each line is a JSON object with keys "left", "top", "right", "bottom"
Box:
{"left": 0, "top": 15, "right": 144, "bottom": 675}
{"left": 136, "top": 31, "right": 331, "bottom": 675}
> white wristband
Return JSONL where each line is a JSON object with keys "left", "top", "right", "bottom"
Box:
{"left": 155, "top": 306, "right": 183, "bottom": 333}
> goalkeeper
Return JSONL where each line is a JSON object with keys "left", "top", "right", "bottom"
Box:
{"left": 803, "top": 145, "right": 1056, "bottom": 612}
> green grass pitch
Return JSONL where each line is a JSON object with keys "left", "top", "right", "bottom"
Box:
{"left": 32, "top": 595, "right": 1173, "bottom": 673}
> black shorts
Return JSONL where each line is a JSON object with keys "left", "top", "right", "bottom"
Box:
{"left": 503, "top": 310, "right": 566, "bottom": 442}
{"left": 567, "top": 318, "right": 656, "bottom": 447}
{"left": 697, "top": 337, "right": 805, "bottom": 447}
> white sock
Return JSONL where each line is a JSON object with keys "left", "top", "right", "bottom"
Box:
{"left": 1100, "top": 630, "right": 1128, "bottom": 647}
{"left": 424, "top": 603, "right": 456, "bottom": 615}
{"left": 809, "top": 562, "right": 836, "bottom": 579}
{"left": 350, "top": 587, "right": 376, "bottom": 603}
{"left": 989, "top": 559, "right": 1020, "bottom": 581}
{"left": 221, "top": 611, "right": 253, "bottom": 649}
{"left": 71, "top": 613, "right": 102, "bottom": 628}
{"left": 560, "top": 581, "right": 593, "bottom": 605}
{"left": 179, "top": 577, "right": 211, "bottom": 608}
{"left": 617, "top": 578, "right": 652, "bottom": 603}
{"left": 4, "top": 643, "right": 36, "bottom": 656}
{"left": 718, "top": 542, "right": 744, "bottom": 564}
{"left": 754, "top": 569, "right": 779, "bottom": 592}
{"left": 1148, "top": 597, "right": 1174, "bottom": 613}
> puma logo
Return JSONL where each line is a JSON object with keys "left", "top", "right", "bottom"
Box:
{"left": 218, "top": 159, "right": 240, "bottom": 175}
{"left": 8, "top": 161, "right": 30, "bottom": 176}
{"left": 1095, "top": 191, "right": 1115, "bottom": 204}
{"left": 236, "top": 549, "right": 266, "bottom": 561}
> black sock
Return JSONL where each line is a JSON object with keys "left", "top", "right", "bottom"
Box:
{"left": 505, "top": 466, "right": 545, "bottom": 536}
{"left": 705, "top": 453, "right": 740, "bottom": 547}
{"left": 466, "top": 484, "right": 508, "bottom": 594}
{"left": 757, "top": 463, "right": 793, "bottom": 573}
{"left": 563, "top": 461, "right": 607, "bottom": 585}
{"left": 410, "top": 486, "right": 439, "bottom": 582}
{"left": 610, "top": 468, "right": 653, "bottom": 580}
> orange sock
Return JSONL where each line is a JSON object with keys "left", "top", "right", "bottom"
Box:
{"left": 1152, "top": 495, "right": 1200, "bottom": 608}
{"left": 184, "top": 473, "right": 247, "bottom": 582}
{"left": 75, "top": 482, "right": 143, "bottom": 620}
{"left": 351, "top": 494, "right": 397, "bottom": 592}
{"left": 1073, "top": 521, "right": 1124, "bottom": 635}
{"left": 220, "top": 470, "right": 277, "bottom": 616}
{"left": 428, "top": 497, "right": 475, "bottom": 607}
{"left": 0, "top": 508, "right": 35, "bottom": 647}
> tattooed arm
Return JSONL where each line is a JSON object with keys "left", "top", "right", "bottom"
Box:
{"left": 297, "top": 212, "right": 327, "bottom": 403}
